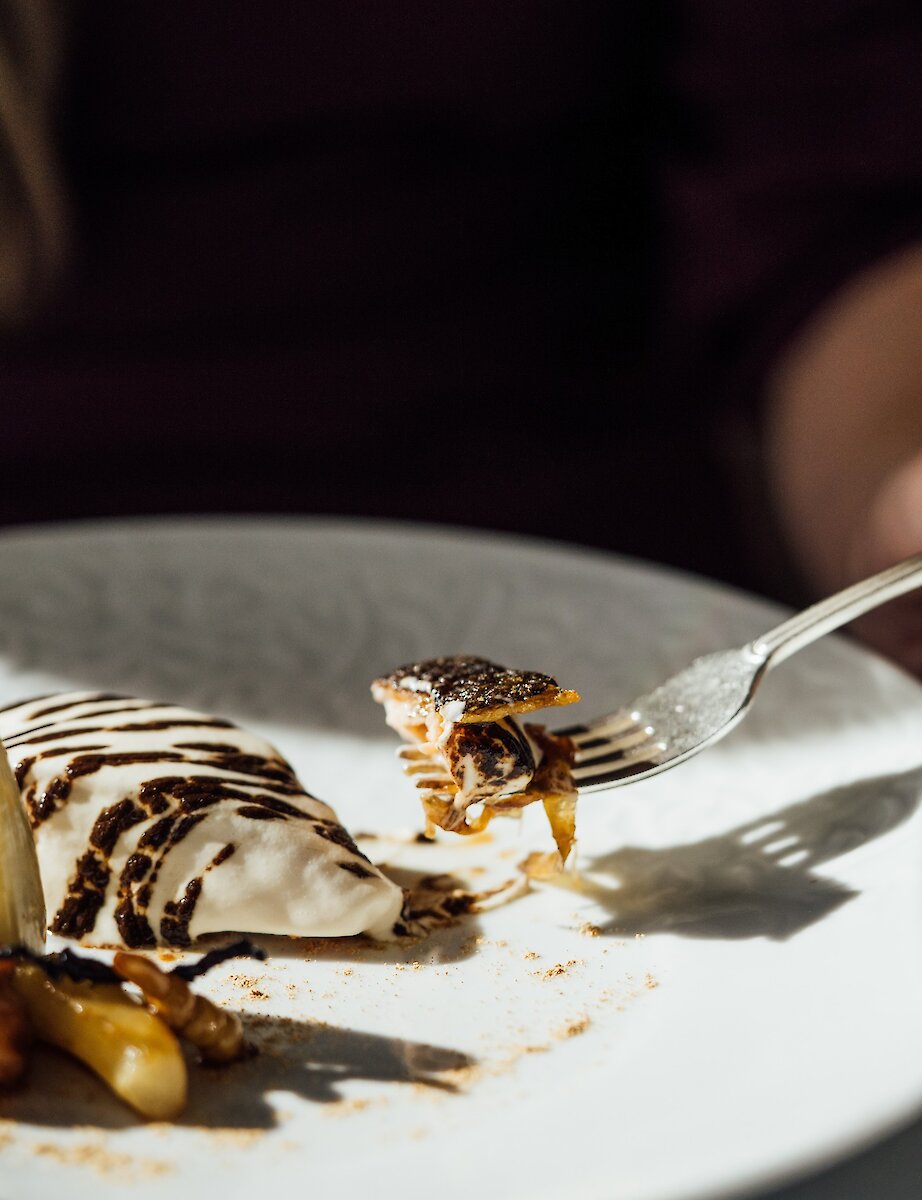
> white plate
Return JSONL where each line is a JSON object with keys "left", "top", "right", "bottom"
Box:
{"left": 0, "top": 517, "right": 921, "bottom": 1200}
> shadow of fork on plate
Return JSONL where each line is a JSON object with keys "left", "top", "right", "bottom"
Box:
{"left": 567, "top": 765, "right": 922, "bottom": 941}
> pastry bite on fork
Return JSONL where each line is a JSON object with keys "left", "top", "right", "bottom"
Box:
{"left": 372, "top": 656, "right": 581, "bottom": 862}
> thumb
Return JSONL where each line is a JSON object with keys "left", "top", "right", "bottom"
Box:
{"left": 849, "top": 450, "right": 922, "bottom": 577}
{"left": 846, "top": 450, "right": 922, "bottom": 677}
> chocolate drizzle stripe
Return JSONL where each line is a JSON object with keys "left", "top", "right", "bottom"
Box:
{"left": 13, "top": 756, "right": 35, "bottom": 789}
{"left": 2, "top": 704, "right": 145, "bottom": 743}
{"left": 136, "top": 813, "right": 177, "bottom": 850}
{"left": 29, "top": 702, "right": 166, "bottom": 725}
{"left": 158, "top": 842, "right": 237, "bottom": 948}
{"left": 35, "top": 744, "right": 109, "bottom": 760}
{"left": 172, "top": 742, "right": 241, "bottom": 753}
{"left": 116, "top": 810, "right": 209, "bottom": 948}
{"left": 7, "top": 717, "right": 237, "bottom": 747}
{"left": 338, "top": 860, "right": 375, "bottom": 879}
{"left": 21, "top": 757, "right": 312, "bottom": 828}
{"left": 211, "top": 843, "right": 236, "bottom": 867}
{"left": 108, "top": 719, "right": 236, "bottom": 732}
{"left": 51, "top": 798, "right": 149, "bottom": 938}
{"left": 1, "top": 705, "right": 217, "bottom": 745}
{"left": 312, "top": 818, "right": 370, "bottom": 861}
{"left": 160, "top": 878, "right": 202, "bottom": 948}
{"left": 3, "top": 723, "right": 98, "bottom": 746}
{"left": 29, "top": 694, "right": 131, "bottom": 719}
{"left": 10, "top": 724, "right": 106, "bottom": 744}
{"left": 30, "top": 775, "right": 72, "bottom": 824}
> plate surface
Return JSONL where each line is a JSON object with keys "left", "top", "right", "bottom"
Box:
{"left": 0, "top": 517, "right": 921, "bottom": 1200}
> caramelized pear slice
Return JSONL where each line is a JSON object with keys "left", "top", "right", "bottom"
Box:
{"left": 13, "top": 964, "right": 188, "bottom": 1119}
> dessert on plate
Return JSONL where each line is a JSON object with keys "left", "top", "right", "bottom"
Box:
{"left": 372, "top": 655, "right": 581, "bottom": 861}
{"left": 0, "top": 692, "right": 404, "bottom": 949}
{"left": 0, "top": 667, "right": 579, "bottom": 1121}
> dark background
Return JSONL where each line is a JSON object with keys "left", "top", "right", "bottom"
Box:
{"left": 3, "top": 1, "right": 920, "bottom": 602}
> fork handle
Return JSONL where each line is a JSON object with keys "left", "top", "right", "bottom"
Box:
{"left": 750, "top": 552, "right": 922, "bottom": 667}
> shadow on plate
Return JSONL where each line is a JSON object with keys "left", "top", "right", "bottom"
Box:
{"left": 0, "top": 1014, "right": 474, "bottom": 1132}
{"left": 569, "top": 765, "right": 922, "bottom": 941}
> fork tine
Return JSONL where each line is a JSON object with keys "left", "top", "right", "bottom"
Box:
{"left": 572, "top": 736, "right": 661, "bottom": 779}
{"left": 570, "top": 725, "right": 657, "bottom": 768}
{"left": 585, "top": 723, "right": 655, "bottom": 753}
{"left": 559, "top": 710, "right": 638, "bottom": 747}
{"left": 573, "top": 757, "right": 661, "bottom": 789}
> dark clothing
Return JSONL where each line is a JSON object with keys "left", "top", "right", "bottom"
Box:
{"left": 3, "top": 2, "right": 921, "bottom": 594}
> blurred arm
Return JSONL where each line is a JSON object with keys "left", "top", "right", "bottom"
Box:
{"left": 657, "top": 2, "right": 922, "bottom": 670}
{"left": 765, "top": 243, "right": 922, "bottom": 670}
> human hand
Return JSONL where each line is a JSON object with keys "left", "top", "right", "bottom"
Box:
{"left": 845, "top": 451, "right": 922, "bottom": 678}
{"left": 764, "top": 245, "right": 922, "bottom": 681}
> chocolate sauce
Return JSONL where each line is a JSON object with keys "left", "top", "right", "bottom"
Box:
{"left": 173, "top": 742, "right": 241, "bottom": 753}
{"left": 211, "top": 843, "right": 236, "bottom": 867}
{"left": 136, "top": 814, "right": 177, "bottom": 850}
{"left": 115, "top": 811, "right": 208, "bottom": 948}
{"left": 14, "top": 757, "right": 35, "bottom": 789}
{"left": 338, "top": 860, "right": 375, "bottom": 879}
{"left": 32, "top": 775, "right": 73, "bottom": 825}
{"left": 11, "top": 725, "right": 109, "bottom": 745}
{"left": 52, "top": 799, "right": 147, "bottom": 937}
{"left": 110, "top": 719, "right": 235, "bottom": 732}
{"left": 30, "top": 693, "right": 128, "bottom": 719}
{"left": 312, "top": 819, "right": 369, "bottom": 861}
{"left": 160, "top": 878, "right": 202, "bottom": 947}
{"left": 35, "top": 744, "right": 108, "bottom": 760}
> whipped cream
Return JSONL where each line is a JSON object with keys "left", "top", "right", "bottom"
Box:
{"left": 0, "top": 692, "right": 404, "bottom": 948}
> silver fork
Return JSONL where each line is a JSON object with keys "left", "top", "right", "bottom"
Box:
{"left": 560, "top": 552, "right": 922, "bottom": 792}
